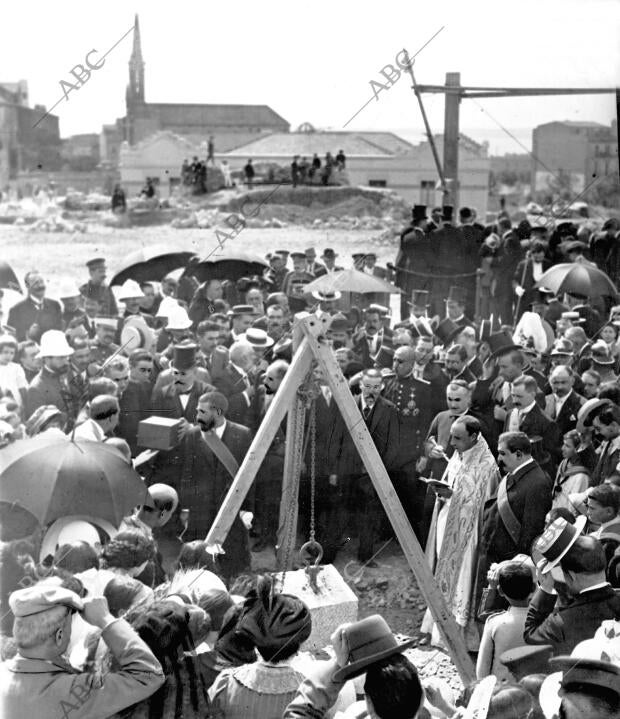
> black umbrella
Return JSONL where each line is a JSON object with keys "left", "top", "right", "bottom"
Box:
{"left": 110, "top": 246, "right": 198, "bottom": 286}
{"left": 184, "top": 249, "right": 269, "bottom": 283}
{"left": 0, "top": 261, "right": 22, "bottom": 293}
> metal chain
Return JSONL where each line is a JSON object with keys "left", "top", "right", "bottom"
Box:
{"left": 309, "top": 400, "right": 317, "bottom": 544}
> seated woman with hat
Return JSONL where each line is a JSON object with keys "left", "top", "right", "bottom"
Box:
{"left": 209, "top": 574, "right": 312, "bottom": 718}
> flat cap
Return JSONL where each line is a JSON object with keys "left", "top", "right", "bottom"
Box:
{"left": 10, "top": 584, "right": 83, "bottom": 617}
{"left": 86, "top": 257, "right": 106, "bottom": 268}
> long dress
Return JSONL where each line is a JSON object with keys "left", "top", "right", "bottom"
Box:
{"left": 421, "top": 436, "right": 500, "bottom": 651}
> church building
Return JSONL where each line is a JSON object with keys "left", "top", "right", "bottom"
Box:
{"left": 100, "top": 15, "right": 289, "bottom": 166}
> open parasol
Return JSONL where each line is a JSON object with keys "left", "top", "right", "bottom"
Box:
{"left": 109, "top": 245, "right": 198, "bottom": 286}
{"left": 535, "top": 259, "right": 618, "bottom": 299}
{"left": 0, "top": 435, "right": 148, "bottom": 527}
{"left": 184, "top": 248, "right": 270, "bottom": 283}
{"left": 304, "top": 268, "right": 402, "bottom": 295}
{"left": 0, "top": 261, "right": 22, "bottom": 293}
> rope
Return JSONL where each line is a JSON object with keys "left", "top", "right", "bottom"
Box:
{"left": 392, "top": 265, "right": 479, "bottom": 279}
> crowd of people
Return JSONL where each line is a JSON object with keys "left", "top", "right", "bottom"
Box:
{"left": 0, "top": 204, "right": 620, "bottom": 717}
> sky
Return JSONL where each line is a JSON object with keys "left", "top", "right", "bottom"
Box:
{"left": 4, "top": 0, "right": 619, "bottom": 155}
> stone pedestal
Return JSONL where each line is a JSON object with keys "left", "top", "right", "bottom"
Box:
{"left": 279, "top": 563, "right": 358, "bottom": 651}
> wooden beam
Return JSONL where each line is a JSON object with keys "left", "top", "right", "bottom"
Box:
{"left": 443, "top": 72, "right": 460, "bottom": 208}
{"left": 276, "top": 394, "right": 305, "bottom": 569}
{"left": 301, "top": 319, "right": 475, "bottom": 684}
{"left": 416, "top": 85, "right": 616, "bottom": 96}
{"left": 204, "top": 338, "right": 314, "bottom": 548}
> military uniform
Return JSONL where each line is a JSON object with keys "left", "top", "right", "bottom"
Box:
{"left": 89, "top": 338, "right": 120, "bottom": 366}
{"left": 383, "top": 372, "right": 434, "bottom": 538}
{"left": 79, "top": 280, "right": 118, "bottom": 317}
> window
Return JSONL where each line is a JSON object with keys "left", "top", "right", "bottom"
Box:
{"left": 368, "top": 179, "right": 387, "bottom": 188}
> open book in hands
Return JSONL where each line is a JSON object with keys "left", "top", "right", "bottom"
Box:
{"left": 418, "top": 477, "right": 453, "bottom": 498}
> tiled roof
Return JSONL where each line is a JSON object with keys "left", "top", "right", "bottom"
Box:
{"left": 146, "top": 103, "right": 289, "bottom": 128}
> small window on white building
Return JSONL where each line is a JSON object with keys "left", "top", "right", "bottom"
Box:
{"left": 368, "top": 180, "right": 387, "bottom": 187}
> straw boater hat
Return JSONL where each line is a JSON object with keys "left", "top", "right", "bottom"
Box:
{"left": 311, "top": 289, "right": 342, "bottom": 302}
{"left": 590, "top": 339, "right": 615, "bottom": 366}
{"left": 534, "top": 516, "right": 587, "bottom": 574}
{"left": 238, "top": 328, "right": 274, "bottom": 348}
{"left": 37, "top": 330, "right": 73, "bottom": 358}
{"left": 549, "top": 338, "right": 574, "bottom": 357}
{"left": 576, "top": 397, "right": 613, "bottom": 433}
{"left": 120, "top": 315, "right": 155, "bottom": 354}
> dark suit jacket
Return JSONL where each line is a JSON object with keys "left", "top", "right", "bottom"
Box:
{"left": 150, "top": 421, "right": 253, "bottom": 579}
{"left": 328, "top": 394, "right": 399, "bottom": 477}
{"left": 213, "top": 365, "right": 256, "bottom": 427}
{"left": 150, "top": 380, "right": 209, "bottom": 422}
{"left": 481, "top": 459, "right": 552, "bottom": 563}
{"left": 7, "top": 297, "right": 62, "bottom": 342}
{"left": 543, "top": 390, "right": 585, "bottom": 436}
{"left": 25, "top": 366, "right": 78, "bottom": 423}
{"left": 118, "top": 380, "right": 153, "bottom": 455}
{"left": 351, "top": 328, "right": 393, "bottom": 368}
{"left": 309, "top": 391, "right": 342, "bottom": 477}
{"left": 504, "top": 403, "right": 561, "bottom": 472}
{"left": 524, "top": 585, "right": 620, "bottom": 655}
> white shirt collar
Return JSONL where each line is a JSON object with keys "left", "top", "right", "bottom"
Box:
{"left": 511, "top": 457, "right": 535, "bottom": 475}
{"left": 518, "top": 401, "right": 537, "bottom": 416}
{"left": 579, "top": 582, "right": 610, "bottom": 594}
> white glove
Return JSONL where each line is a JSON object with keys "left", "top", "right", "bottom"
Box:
{"left": 515, "top": 285, "right": 525, "bottom": 298}
{"left": 239, "top": 511, "right": 253, "bottom": 530}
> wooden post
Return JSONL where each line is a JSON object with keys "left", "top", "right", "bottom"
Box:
{"left": 443, "top": 72, "right": 461, "bottom": 209}
{"left": 204, "top": 338, "right": 314, "bottom": 548}
{"left": 301, "top": 319, "right": 475, "bottom": 684}
{"left": 276, "top": 395, "right": 305, "bottom": 568}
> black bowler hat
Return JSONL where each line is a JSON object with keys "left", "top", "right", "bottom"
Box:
{"left": 412, "top": 205, "right": 427, "bottom": 222}
{"left": 172, "top": 342, "right": 198, "bottom": 370}
{"left": 322, "top": 248, "right": 337, "bottom": 259}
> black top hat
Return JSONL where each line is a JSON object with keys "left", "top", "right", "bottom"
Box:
{"left": 172, "top": 342, "right": 198, "bottom": 370}
{"left": 408, "top": 289, "right": 429, "bottom": 307}
{"left": 442, "top": 205, "right": 454, "bottom": 223}
{"left": 479, "top": 317, "right": 501, "bottom": 343}
{"left": 412, "top": 204, "right": 427, "bottom": 222}
{"left": 488, "top": 331, "right": 521, "bottom": 358}
{"left": 447, "top": 286, "right": 467, "bottom": 305}
{"left": 374, "top": 345, "right": 394, "bottom": 369}
{"left": 434, "top": 318, "right": 460, "bottom": 346}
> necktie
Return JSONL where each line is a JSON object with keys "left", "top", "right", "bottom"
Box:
{"left": 363, "top": 403, "right": 372, "bottom": 420}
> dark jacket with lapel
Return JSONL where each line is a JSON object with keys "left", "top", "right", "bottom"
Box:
{"left": 481, "top": 459, "right": 552, "bottom": 563}
{"left": 328, "top": 394, "right": 399, "bottom": 476}
{"left": 150, "top": 380, "right": 209, "bottom": 422}
{"left": 118, "top": 380, "right": 153, "bottom": 455}
{"left": 213, "top": 365, "right": 256, "bottom": 427}
{"left": 8, "top": 296, "right": 63, "bottom": 342}
{"left": 524, "top": 585, "right": 620, "bottom": 655}
{"left": 504, "top": 403, "right": 561, "bottom": 472}
{"left": 543, "top": 390, "right": 585, "bottom": 436}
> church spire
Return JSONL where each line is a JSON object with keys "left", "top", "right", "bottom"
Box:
{"left": 126, "top": 14, "right": 145, "bottom": 106}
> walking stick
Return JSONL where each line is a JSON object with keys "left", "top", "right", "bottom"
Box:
{"left": 513, "top": 251, "right": 531, "bottom": 325}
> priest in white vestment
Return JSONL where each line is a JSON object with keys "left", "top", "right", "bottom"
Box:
{"left": 421, "top": 415, "right": 500, "bottom": 651}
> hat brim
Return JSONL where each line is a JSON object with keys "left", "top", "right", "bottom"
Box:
{"left": 489, "top": 344, "right": 522, "bottom": 359}
{"left": 540, "top": 515, "right": 587, "bottom": 574}
{"left": 576, "top": 398, "right": 613, "bottom": 433}
{"left": 332, "top": 637, "right": 417, "bottom": 683}
{"left": 311, "top": 290, "right": 342, "bottom": 301}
